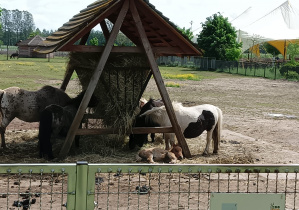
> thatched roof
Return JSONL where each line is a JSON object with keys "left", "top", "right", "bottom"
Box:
{"left": 35, "top": 0, "right": 202, "bottom": 56}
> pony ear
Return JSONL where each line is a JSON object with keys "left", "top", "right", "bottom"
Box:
{"left": 0, "top": 89, "right": 4, "bottom": 99}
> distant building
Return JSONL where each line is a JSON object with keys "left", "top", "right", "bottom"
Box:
{"left": 16, "top": 35, "right": 54, "bottom": 58}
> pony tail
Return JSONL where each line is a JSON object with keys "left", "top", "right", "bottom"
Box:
{"left": 216, "top": 107, "right": 223, "bottom": 149}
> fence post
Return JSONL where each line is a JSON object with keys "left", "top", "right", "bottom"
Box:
{"left": 75, "top": 161, "right": 89, "bottom": 210}
{"left": 274, "top": 63, "right": 277, "bottom": 80}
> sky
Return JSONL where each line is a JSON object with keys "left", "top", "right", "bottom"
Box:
{"left": 1, "top": 0, "right": 299, "bottom": 40}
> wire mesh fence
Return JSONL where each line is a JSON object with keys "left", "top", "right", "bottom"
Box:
{"left": 155, "top": 56, "right": 298, "bottom": 81}
{"left": 91, "top": 164, "right": 299, "bottom": 210}
{"left": 0, "top": 164, "right": 76, "bottom": 210}
{"left": 0, "top": 163, "right": 298, "bottom": 210}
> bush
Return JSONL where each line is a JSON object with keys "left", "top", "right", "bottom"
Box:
{"left": 284, "top": 71, "right": 299, "bottom": 80}
{"left": 279, "top": 62, "right": 299, "bottom": 78}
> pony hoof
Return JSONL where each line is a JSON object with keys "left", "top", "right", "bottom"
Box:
{"left": 202, "top": 152, "right": 209, "bottom": 157}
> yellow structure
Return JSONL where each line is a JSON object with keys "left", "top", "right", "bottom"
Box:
{"left": 249, "top": 39, "right": 299, "bottom": 59}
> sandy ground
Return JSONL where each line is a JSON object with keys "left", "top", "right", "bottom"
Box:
{"left": 2, "top": 75, "right": 299, "bottom": 164}
{"left": 2, "top": 74, "right": 299, "bottom": 209}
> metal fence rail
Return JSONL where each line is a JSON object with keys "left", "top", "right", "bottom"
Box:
{"left": 0, "top": 163, "right": 298, "bottom": 210}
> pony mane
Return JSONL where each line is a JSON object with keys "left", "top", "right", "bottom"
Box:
{"left": 172, "top": 102, "right": 184, "bottom": 112}
{"left": 140, "top": 106, "right": 165, "bottom": 125}
{"left": 140, "top": 101, "right": 183, "bottom": 117}
{"left": 139, "top": 101, "right": 183, "bottom": 125}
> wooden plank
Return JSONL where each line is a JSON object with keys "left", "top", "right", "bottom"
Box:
{"left": 100, "top": 20, "right": 110, "bottom": 41}
{"left": 76, "top": 127, "right": 173, "bottom": 135}
{"left": 130, "top": 0, "right": 191, "bottom": 158}
{"left": 60, "top": 45, "right": 144, "bottom": 53}
{"left": 60, "top": 33, "right": 90, "bottom": 91}
{"left": 135, "top": 0, "right": 201, "bottom": 56}
{"left": 58, "top": 45, "right": 182, "bottom": 55}
{"left": 60, "top": 68, "right": 74, "bottom": 91}
{"left": 59, "top": 0, "right": 130, "bottom": 159}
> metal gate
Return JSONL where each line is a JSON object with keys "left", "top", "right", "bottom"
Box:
{"left": 0, "top": 162, "right": 297, "bottom": 209}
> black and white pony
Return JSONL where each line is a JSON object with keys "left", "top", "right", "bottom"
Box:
{"left": 129, "top": 98, "right": 164, "bottom": 149}
{"left": 38, "top": 91, "right": 98, "bottom": 159}
{"left": 133, "top": 102, "right": 223, "bottom": 156}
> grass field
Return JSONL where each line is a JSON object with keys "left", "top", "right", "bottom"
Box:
{"left": 0, "top": 55, "right": 235, "bottom": 90}
{"left": 0, "top": 55, "right": 71, "bottom": 89}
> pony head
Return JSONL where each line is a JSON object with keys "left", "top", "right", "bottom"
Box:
{"left": 170, "top": 144, "right": 183, "bottom": 160}
{"left": 129, "top": 98, "right": 164, "bottom": 150}
{"left": 69, "top": 90, "right": 98, "bottom": 109}
{"left": 129, "top": 115, "right": 153, "bottom": 149}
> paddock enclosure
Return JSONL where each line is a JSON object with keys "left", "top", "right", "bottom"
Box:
{"left": 2, "top": 0, "right": 298, "bottom": 209}
{"left": 0, "top": 163, "right": 297, "bottom": 210}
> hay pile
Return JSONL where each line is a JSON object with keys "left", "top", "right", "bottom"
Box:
{"left": 66, "top": 52, "right": 151, "bottom": 143}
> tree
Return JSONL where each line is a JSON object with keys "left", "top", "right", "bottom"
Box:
{"left": 197, "top": 13, "right": 242, "bottom": 60}
{"left": 0, "top": 7, "right": 2, "bottom": 29}
{"left": 90, "top": 37, "right": 98, "bottom": 46}
{"left": 177, "top": 26, "right": 194, "bottom": 41}
{"left": 29, "top": 28, "right": 41, "bottom": 38}
{"left": 287, "top": 42, "right": 299, "bottom": 64}
{"left": 0, "top": 9, "right": 35, "bottom": 45}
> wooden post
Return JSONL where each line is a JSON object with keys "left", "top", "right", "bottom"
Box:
{"left": 60, "top": 32, "right": 91, "bottom": 91}
{"left": 100, "top": 20, "right": 110, "bottom": 41}
{"left": 60, "top": 68, "right": 75, "bottom": 91}
{"left": 58, "top": 0, "right": 130, "bottom": 159}
{"left": 130, "top": 0, "right": 191, "bottom": 158}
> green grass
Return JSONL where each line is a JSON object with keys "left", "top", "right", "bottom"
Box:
{"left": 0, "top": 55, "right": 76, "bottom": 90}
{"left": 0, "top": 55, "right": 251, "bottom": 90}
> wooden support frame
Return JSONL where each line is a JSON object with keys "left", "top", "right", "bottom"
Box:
{"left": 129, "top": 0, "right": 191, "bottom": 158}
{"left": 58, "top": 0, "right": 191, "bottom": 159}
{"left": 59, "top": 0, "right": 130, "bottom": 159}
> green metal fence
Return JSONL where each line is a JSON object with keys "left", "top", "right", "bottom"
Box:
{"left": 0, "top": 162, "right": 298, "bottom": 209}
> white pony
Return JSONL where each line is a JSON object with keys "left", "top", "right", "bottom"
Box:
{"left": 140, "top": 102, "right": 223, "bottom": 156}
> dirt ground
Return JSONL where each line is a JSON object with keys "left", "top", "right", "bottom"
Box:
{"left": 2, "top": 73, "right": 299, "bottom": 209}
{"left": 2, "top": 74, "right": 299, "bottom": 164}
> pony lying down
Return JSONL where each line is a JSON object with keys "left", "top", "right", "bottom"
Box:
{"left": 136, "top": 144, "right": 183, "bottom": 164}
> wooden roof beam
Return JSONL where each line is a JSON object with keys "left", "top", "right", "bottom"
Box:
{"left": 135, "top": 0, "right": 199, "bottom": 55}
{"left": 59, "top": 0, "right": 122, "bottom": 51}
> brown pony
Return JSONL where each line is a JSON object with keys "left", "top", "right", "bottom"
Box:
{"left": 0, "top": 86, "right": 71, "bottom": 148}
{"left": 136, "top": 144, "right": 183, "bottom": 164}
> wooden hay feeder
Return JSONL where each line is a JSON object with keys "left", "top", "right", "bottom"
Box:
{"left": 35, "top": 0, "right": 202, "bottom": 159}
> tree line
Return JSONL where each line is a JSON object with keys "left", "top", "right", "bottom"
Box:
{"left": 0, "top": 8, "right": 135, "bottom": 47}
{"left": 0, "top": 9, "right": 37, "bottom": 45}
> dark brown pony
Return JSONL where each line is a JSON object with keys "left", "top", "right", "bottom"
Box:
{"left": 10, "top": 53, "right": 19, "bottom": 59}
{"left": 38, "top": 91, "right": 98, "bottom": 159}
{"left": 129, "top": 98, "right": 164, "bottom": 149}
